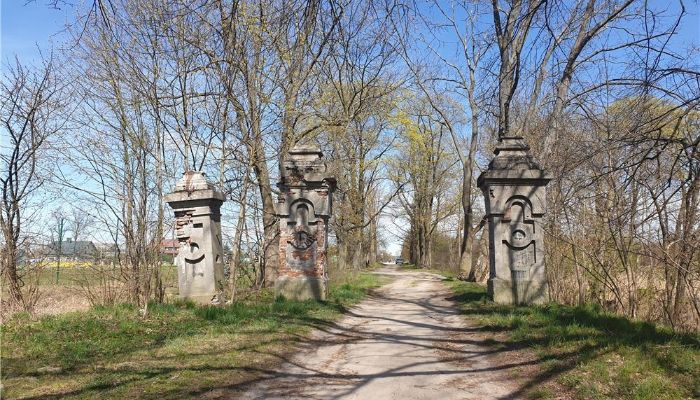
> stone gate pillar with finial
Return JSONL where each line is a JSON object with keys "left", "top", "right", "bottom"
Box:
{"left": 477, "top": 137, "right": 552, "bottom": 305}
{"left": 165, "top": 171, "right": 226, "bottom": 305}
{"left": 275, "top": 146, "right": 336, "bottom": 301}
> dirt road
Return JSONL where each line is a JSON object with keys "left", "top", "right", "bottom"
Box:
{"left": 235, "top": 267, "right": 530, "bottom": 399}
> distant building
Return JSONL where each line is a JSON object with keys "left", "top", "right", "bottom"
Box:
{"left": 94, "top": 242, "right": 120, "bottom": 257}
{"left": 46, "top": 239, "right": 98, "bottom": 261}
{"left": 161, "top": 239, "right": 179, "bottom": 256}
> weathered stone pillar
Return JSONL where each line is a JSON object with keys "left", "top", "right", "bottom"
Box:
{"left": 164, "top": 171, "right": 226, "bottom": 305}
{"left": 275, "top": 146, "right": 336, "bottom": 300}
{"left": 477, "top": 137, "right": 552, "bottom": 305}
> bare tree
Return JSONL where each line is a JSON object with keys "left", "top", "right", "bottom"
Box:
{"left": 1, "top": 56, "right": 67, "bottom": 310}
{"left": 391, "top": 96, "right": 461, "bottom": 268}
{"left": 392, "top": 0, "right": 491, "bottom": 279}
{"left": 490, "top": 0, "right": 545, "bottom": 139}
{"left": 317, "top": 0, "right": 404, "bottom": 269}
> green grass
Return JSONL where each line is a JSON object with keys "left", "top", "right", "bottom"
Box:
{"left": 445, "top": 279, "right": 700, "bottom": 400}
{"left": 1, "top": 272, "right": 384, "bottom": 399}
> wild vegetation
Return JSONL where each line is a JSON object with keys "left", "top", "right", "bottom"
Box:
{"left": 0, "top": 271, "right": 383, "bottom": 399}
{"left": 447, "top": 279, "right": 700, "bottom": 400}
{"left": 1, "top": 0, "right": 698, "bottom": 337}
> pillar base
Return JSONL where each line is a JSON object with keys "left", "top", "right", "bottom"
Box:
{"left": 275, "top": 277, "right": 326, "bottom": 301}
{"left": 178, "top": 292, "right": 224, "bottom": 305}
{"left": 488, "top": 278, "right": 549, "bottom": 305}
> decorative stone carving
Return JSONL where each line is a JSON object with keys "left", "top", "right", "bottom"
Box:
{"left": 276, "top": 146, "right": 336, "bottom": 300}
{"left": 164, "top": 171, "right": 226, "bottom": 304}
{"left": 477, "top": 137, "right": 551, "bottom": 304}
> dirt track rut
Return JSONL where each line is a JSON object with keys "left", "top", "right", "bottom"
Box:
{"left": 234, "top": 267, "right": 529, "bottom": 399}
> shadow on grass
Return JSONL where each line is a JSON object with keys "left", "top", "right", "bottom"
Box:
{"left": 447, "top": 281, "right": 700, "bottom": 399}
{"left": 0, "top": 276, "right": 384, "bottom": 399}
{"left": 3, "top": 273, "right": 698, "bottom": 400}
{"left": 1, "top": 279, "right": 540, "bottom": 400}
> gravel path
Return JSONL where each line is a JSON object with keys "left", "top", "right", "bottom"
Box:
{"left": 235, "top": 266, "right": 528, "bottom": 399}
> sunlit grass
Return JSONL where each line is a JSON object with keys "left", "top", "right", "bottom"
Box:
{"left": 446, "top": 279, "right": 700, "bottom": 400}
{"left": 1, "top": 272, "right": 383, "bottom": 399}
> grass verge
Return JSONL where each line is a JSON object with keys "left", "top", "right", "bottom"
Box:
{"left": 445, "top": 279, "right": 700, "bottom": 400}
{"left": 1, "top": 272, "right": 384, "bottom": 399}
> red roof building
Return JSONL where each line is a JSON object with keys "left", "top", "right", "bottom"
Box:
{"left": 161, "top": 239, "right": 179, "bottom": 255}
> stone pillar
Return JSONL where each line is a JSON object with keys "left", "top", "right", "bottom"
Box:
{"left": 275, "top": 146, "right": 336, "bottom": 301}
{"left": 164, "top": 171, "right": 226, "bottom": 305}
{"left": 477, "top": 137, "right": 551, "bottom": 305}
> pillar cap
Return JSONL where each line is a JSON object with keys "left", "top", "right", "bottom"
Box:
{"left": 280, "top": 146, "right": 335, "bottom": 188}
{"left": 164, "top": 171, "right": 225, "bottom": 203}
{"left": 288, "top": 145, "right": 323, "bottom": 157}
{"left": 477, "top": 137, "right": 551, "bottom": 188}
{"left": 488, "top": 137, "right": 542, "bottom": 171}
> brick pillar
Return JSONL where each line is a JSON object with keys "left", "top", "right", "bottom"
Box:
{"left": 275, "top": 146, "right": 335, "bottom": 300}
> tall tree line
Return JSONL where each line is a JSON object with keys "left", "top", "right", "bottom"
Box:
{"left": 391, "top": 0, "right": 699, "bottom": 330}
{"left": 1, "top": 0, "right": 698, "bottom": 331}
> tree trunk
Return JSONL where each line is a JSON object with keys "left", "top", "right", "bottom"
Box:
{"left": 250, "top": 133, "right": 278, "bottom": 286}
{"left": 229, "top": 172, "right": 250, "bottom": 301}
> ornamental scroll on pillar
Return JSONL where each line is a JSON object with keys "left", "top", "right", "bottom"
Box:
{"left": 164, "top": 171, "right": 226, "bottom": 305}
{"left": 477, "top": 137, "right": 552, "bottom": 305}
{"left": 275, "top": 146, "right": 336, "bottom": 301}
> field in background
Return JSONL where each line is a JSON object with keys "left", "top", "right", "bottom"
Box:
{"left": 27, "top": 263, "right": 178, "bottom": 286}
{"left": 1, "top": 264, "right": 179, "bottom": 320}
{"left": 1, "top": 258, "right": 382, "bottom": 321}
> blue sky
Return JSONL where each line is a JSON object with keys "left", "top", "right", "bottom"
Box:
{"left": 2, "top": 0, "right": 698, "bottom": 256}
{"left": 1, "top": 1, "right": 74, "bottom": 65}
{"left": 3, "top": 1, "right": 698, "bottom": 63}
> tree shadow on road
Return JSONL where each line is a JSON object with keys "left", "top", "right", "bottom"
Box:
{"left": 7, "top": 272, "right": 699, "bottom": 400}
